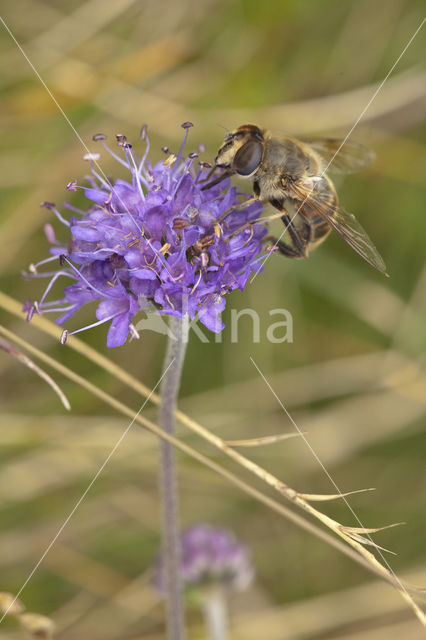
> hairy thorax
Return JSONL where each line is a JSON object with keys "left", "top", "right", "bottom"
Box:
{"left": 255, "top": 136, "right": 319, "bottom": 202}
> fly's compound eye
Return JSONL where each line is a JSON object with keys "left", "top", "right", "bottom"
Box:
{"left": 233, "top": 140, "right": 263, "bottom": 176}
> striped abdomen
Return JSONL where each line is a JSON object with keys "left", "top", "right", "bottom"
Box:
{"left": 296, "top": 175, "right": 338, "bottom": 250}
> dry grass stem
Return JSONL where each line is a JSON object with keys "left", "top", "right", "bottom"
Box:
{"left": 298, "top": 488, "right": 375, "bottom": 501}
{"left": 0, "top": 293, "right": 425, "bottom": 625}
{"left": 0, "top": 321, "right": 389, "bottom": 576}
{"left": 225, "top": 432, "right": 304, "bottom": 447}
{"left": 0, "top": 336, "right": 70, "bottom": 410}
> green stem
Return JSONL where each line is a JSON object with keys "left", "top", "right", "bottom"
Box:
{"left": 159, "top": 315, "right": 188, "bottom": 640}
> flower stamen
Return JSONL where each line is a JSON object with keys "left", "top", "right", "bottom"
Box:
{"left": 26, "top": 124, "right": 266, "bottom": 345}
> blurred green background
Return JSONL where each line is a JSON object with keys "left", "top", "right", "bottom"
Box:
{"left": 0, "top": 0, "right": 425, "bottom": 638}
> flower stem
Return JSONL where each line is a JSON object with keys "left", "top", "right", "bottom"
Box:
{"left": 159, "top": 315, "right": 188, "bottom": 640}
{"left": 202, "top": 589, "right": 229, "bottom": 640}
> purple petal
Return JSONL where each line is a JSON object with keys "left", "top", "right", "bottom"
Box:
{"left": 70, "top": 224, "right": 103, "bottom": 242}
{"left": 106, "top": 313, "right": 131, "bottom": 347}
{"left": 144, "top": 205, "right": 169, "bottom": 240}
{"left": 198, "top": 296, "right": 225, "bottom": 332}
{"left": 84, "top": 188, "right": 109, "bottom": 204}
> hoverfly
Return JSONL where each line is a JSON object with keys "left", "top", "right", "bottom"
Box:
{"left": 202, "top": 124, "right": 387, "bottom": 275}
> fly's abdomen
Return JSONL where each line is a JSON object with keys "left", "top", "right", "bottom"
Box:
{"left": 298, "top": 175, "right": 338, "bottom": 248}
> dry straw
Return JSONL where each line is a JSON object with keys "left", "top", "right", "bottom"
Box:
{"left": 0, "top": 291, "right": 425, "bottom": 626}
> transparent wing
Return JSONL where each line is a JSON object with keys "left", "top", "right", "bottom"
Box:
{"left": 302, "top": 138, "right": 376, "bottom": 174}
{"left": 290, "top": 182, "right": 388, "bottom": 275}
{"left": 320, "top": 205, "right": 388, "bottom": 275}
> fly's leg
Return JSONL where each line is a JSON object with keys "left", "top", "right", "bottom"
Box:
{"left": 280, "top": 213, "right": 308, "bottom": 257}
{"left": 264, "top": 234, "right": 307, "bottom": 258}
{"left": 265, "top": 198, "right": 309, "bottom": 259}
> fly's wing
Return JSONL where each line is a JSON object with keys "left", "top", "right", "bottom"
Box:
{"left": 301, "top": 138, "right": 376, "bottom": 174}
{"left": 290, "top": 181, "right": 388, "bottom": 275}
{"left": 320, "top": 205, "right": 388, "bottom": 275}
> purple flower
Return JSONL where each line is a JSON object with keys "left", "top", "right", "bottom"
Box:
{"left": 154, "top": 524, "right": 254, "bottom": 594}
{"left": 24, "top": 124, "right": 267, "bottom": 347}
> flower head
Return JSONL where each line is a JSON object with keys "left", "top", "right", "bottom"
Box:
{"left": 24, "top": 124, "right": 267, "bottom": 347}
{"left": 153, "top": 523, "right": 254, "bottom": 595}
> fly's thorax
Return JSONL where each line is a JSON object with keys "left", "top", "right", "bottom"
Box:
{"left": 254, "top": 168, "right": 285, "bottom": 202}
{"left": 254, "top": 137, "right": 303, "bottom": 202}
{"left": 263, "top": 136, "right": 311, "bottom": 177}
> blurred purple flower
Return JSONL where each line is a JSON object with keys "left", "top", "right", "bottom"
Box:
{"left": 24, "top": 125, "right": 266, "bottom": 347}
{"left": 154, "top": 523, "right": 254, "bottom": 594}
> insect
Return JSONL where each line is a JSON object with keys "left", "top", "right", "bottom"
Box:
{"left": 202, "top": 124, "right": 387, "bottom": 275}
